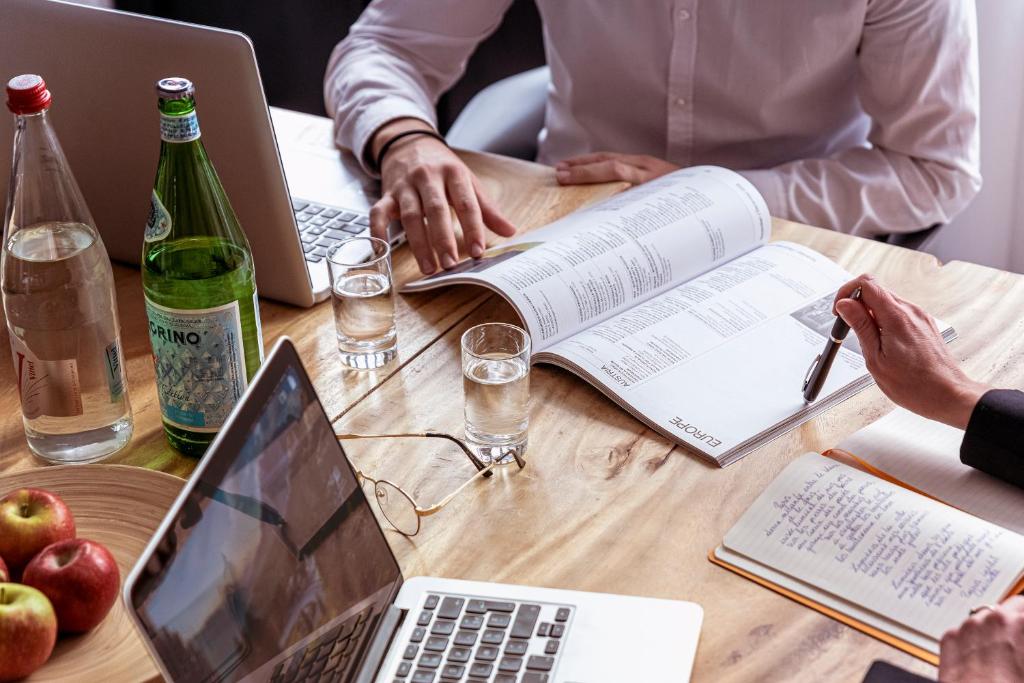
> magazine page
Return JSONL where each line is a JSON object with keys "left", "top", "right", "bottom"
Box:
{"left": 402, "top": 166, "right": 770, "bottom": 350}
{"left": 540, "top": 242, "right": 866, "bottom": 461}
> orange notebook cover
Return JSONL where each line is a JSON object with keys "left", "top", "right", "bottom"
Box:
{"left": 709, "top": 449, "right": 1024, "bottom": 666}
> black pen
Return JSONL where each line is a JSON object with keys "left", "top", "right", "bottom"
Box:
{"left": 802, "top": 287, "right": 862, "bottom": 402}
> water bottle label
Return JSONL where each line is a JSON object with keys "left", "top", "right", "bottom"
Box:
{"left": 159, "top": 111, "right": 201, "bottom": 143}
{"left": 9, "top": 336, "right": 84, "bottom": 420}
{"left": 145, "top": 190, "right": 173, "bottom": 243}
{"left": 144, "top": 297, "right": 248, "bottom": 433}
{"left": 104, "top": 340, "right": 125, "bottom": 401}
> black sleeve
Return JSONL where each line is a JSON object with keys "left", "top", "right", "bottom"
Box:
{"left": 960, "top": 389, "right": 1024, "bottom": 489}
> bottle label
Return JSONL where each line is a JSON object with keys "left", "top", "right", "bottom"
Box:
{"left": 104, "top": 340, "right": 125, "bottom": 401}
{"left": 159, "top": 111, "right": 201, "bottom": 143}
{"left": 145, "top": 190, "right": 173, "bottom": 242}
{"left": 9, "top": 336, "right": 84, "bottom": 420}
{"left": 144, "top": 297, "right": 248, "bottom": 433}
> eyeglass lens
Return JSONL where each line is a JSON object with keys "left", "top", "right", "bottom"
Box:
{"left": 374, "top": 480, "right": 420, "bottom": 536}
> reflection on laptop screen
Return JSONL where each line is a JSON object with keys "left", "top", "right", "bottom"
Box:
{"left": 129, "top": 356, "right": 402, "bottom": 682}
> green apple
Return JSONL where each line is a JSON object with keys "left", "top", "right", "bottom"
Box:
{"left": 0, "top": 583, "right": 57, "bottom": 682}
{"left": 0, "top": 488, "right": 76, "bottom": 574}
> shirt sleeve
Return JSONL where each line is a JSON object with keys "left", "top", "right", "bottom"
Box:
{"left": 960, "top": 389, "right": 1024, "bottom": 489}
{"left": 738, "top": 0, "right": 981, "bottom": 237}
{"left": 324, "top": 0, "right": 514, "bottom": 175}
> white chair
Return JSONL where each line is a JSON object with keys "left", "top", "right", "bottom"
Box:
{"left": 926, "top": 1, "right": 1024, "bottom": 273}
{"left": 446, "top": 66, "right": 550, "bottom": 160}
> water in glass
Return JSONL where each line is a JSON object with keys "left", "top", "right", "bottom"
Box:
{"left": 331, "top": 270, "right": 397, "bottom": 368}
{"left": 463, "top": 352, "right": 530, "bottom": 463}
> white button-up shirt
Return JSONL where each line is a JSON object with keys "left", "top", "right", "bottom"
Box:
{"left": 325, "top": 0, "right": 980, "bottom": 237}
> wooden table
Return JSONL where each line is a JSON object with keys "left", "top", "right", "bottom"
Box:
{"left": 3, "top": 151, "right": 1023, "bottom": 682}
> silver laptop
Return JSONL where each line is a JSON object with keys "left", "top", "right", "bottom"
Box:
{"left": 0, "top": 0, "right": 397, "bottom": 307}
{"left": 123, "top": 338, "right": 703, "bottom": 682}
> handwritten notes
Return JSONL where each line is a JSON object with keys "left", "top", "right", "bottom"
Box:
{"left": 839, "top": 407, "right": 1024, "bottom": 535}
{"left": 724, "top": 454, "right": 1024, "bottom": 639}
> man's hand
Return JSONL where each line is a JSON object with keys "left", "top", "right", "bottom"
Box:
{"left": 555, "top": 152, "right": 679, "bottom": 185}
{"left": 370, "top": 118, "right": 516, "bottom": 275}
{"left": 939, "top": 597, "right": 1024, "bottom": 683}
{"left": 834, "top": 274, "right": 988, "bottom": 429}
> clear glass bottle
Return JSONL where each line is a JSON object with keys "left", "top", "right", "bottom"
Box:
{"left": 142, "top": 77, "right": 263, "bottom": 457}
{"left": 1, "top": 75, "right": 133, "bottom": 463}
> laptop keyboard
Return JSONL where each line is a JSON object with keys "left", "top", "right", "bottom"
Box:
{"left": 270, "top": 605, "right": 373, "bottom": 683}
{"left": 391, "top": 593, "right": 573, "bottom": 683}
{"left": 292, "top": 198, "right": 371, "bottom": 264}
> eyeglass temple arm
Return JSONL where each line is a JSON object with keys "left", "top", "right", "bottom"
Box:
{"left": 335, "top": 431, "right": 497, "bottom": 476}
{"left": 416, "top": 461, "right": 499, "bottom": 516}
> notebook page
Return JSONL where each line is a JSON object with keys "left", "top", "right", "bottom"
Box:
{"left": 713, "top": 545, "right": 936, "bottom": 654}
{"left": 839, "top": 408, "right": 1024, "bottom": 535}
{"left": 723, "top": 453, "right": 1024, "bottom": 640}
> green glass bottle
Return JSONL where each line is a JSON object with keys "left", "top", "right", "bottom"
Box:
{"left": 142, "top": 77, "right": 264, "bottom": 457}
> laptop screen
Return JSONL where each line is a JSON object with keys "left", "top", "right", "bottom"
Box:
{"left": 128, "top": 342, "right": 403, "bottom": 682}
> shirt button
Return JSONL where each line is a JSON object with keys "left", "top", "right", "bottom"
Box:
{"left": 678, "top": 9, "right": 691, "bottom": 21}
{"left": 675, "top": 97, "right": 687, "bottom": 107}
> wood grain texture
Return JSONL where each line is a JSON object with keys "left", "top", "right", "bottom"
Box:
{"left": 2, "top": 151, "right": 1021, "bottom": 681}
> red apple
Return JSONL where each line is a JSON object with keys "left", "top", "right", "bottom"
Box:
{"left": 22, "top": 538, "right": 120, "bottom": 633}
{"left": 0, "top": 555, "right": 7, "bottom": 582}
{"left": 0, "top": 583, "right": 57, "bottom": 682}
{"left": 0, "top": 488, "right": 75, "bottom": 574}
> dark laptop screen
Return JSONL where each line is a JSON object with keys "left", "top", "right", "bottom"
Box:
{"left": 129, "top": 343, "right": 403, "bottom": 682}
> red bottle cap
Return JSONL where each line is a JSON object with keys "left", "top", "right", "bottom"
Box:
{"left": 6, "top": 74, "right": 52, "bottom": 115}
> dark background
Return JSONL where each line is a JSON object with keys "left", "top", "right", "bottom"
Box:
{"left": 116, "top": 0, "right": 546, "bottom": 131}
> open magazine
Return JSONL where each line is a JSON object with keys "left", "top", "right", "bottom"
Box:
{"left": 712, "top": 410, "right": 1024, "bottom": 662}
{"left": 403, "top": 167, "right": 954, "bottom": 466}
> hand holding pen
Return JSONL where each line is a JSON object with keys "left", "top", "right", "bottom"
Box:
{"left": 802, "top": 287, "right": 862, "bottom": 402}
{"left": 829, "top": 274, "right": 988, "bottom": 428}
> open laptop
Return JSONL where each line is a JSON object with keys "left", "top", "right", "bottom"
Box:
{"left": 124, "top": 338, "right": 703, "bottom": 682}
{"left": 0, "top": 0, "right": 399, "bottom": 307}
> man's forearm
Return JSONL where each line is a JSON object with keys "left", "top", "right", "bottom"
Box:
{"left": 737, "top": 151, "right": 980, "bottom": 238}
{"left": 742, "top": 0, "right": 980, "bottom": 237}
{"left": 323, "top": 0, "right": 513, "bottom": 175}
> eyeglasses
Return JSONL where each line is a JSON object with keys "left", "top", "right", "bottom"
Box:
{"left": 335, "top": 431, "right": 525, "bottom": 536}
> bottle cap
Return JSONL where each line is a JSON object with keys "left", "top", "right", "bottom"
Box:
{"left": 6, "top": 74, "right": 52, "bottom": 115}
{"left": 156, "top": 77, "right": 195, "bottom": 100}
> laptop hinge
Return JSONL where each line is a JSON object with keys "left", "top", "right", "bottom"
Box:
{"left": 354, "top": 605, "right": 404, "bottom": 683}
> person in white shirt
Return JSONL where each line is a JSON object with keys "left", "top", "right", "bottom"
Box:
{"left": 325, "top": 1, "right": 980, "bottom": 275}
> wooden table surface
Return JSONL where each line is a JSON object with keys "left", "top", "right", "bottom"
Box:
{"left": 3, "top": 150, "right": 1023, "bottom": 682}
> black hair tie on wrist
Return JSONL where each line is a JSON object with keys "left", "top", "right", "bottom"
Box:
{"left": 375, "top": 129, "right": 448, "bottom": 172}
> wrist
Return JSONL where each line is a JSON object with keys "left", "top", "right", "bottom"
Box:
{"left": 940, "top": 379, "right": 989, "bottom": 430}
{"left": 370, "top": 117, "right": 437, "bottom": 164}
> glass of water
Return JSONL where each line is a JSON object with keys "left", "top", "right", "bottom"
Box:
{"left": 327, "top": 237, "right": 397, "bottom": 370}
{"left": 461, "top": 323, "right": 531, "bottom": 464}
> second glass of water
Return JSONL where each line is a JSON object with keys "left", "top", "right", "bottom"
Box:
{"left": 461, "top": 323, "right": 531, "bottom": 464}
{"left": 327, "top": 237, "right": 397, "bottom": 370}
